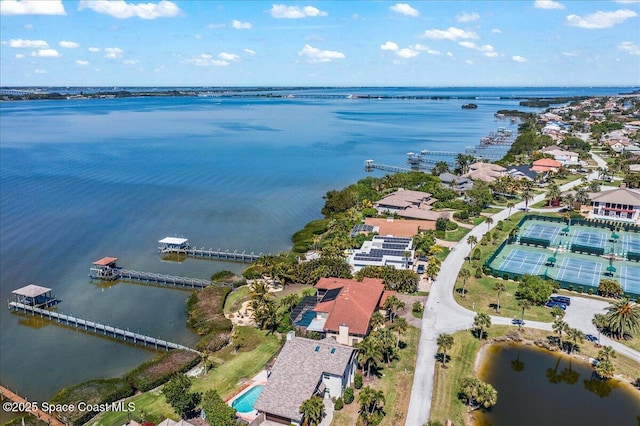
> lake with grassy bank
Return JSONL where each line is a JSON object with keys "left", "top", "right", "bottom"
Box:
{"left": 475, "top": 343, "right": 640, "bottom": 426}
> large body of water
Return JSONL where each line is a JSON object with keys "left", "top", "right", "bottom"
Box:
{"left": 0, "top": 87, "right": 633, "bottom": 406}
{"left": 476, "top": 344, "right": 640, "bottom": 426}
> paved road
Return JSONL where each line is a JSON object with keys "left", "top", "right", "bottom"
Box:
{"left": 404, "top": 152, "right": 640, "bottom": 426}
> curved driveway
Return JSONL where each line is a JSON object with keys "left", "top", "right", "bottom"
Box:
{"left": 405, "top": 153, "right": 640, "bottom": 426}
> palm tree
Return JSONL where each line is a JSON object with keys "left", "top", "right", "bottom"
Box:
{"left": 473, "top": 313, "right": 492, "bottom": 340}
{"left": 575, "top": 187, "right": 590, "bottom": 210}
{"left": 466, "top": 235, "right": 478, "bottom": 249}
{"left": 546, "top": 182, "right": 561, "bottom": 206}
{"left": 311, "top": 234, "right": 321, "bottom": 251}
{"left": 592, "top": 313, "right": 607, "bottom": 346}
{"left": 373, "top": 327, "right": 396, "bottom": 364}
{"left": 566, "top": 327, "right": 584, "bottom": 354}
{"left": 494, "top": 282, "right": 506, "bottom": 313}
{"left": 604, "top": 298, "right": 640, "bottom": 340}
{"left": 597, "top": 345, "right": 617, "bottom": 363}
{"left": 358, "top": 336, "right": 383, "bottom": 377}
{"left": 459, "top": 268, "right": 471, "bottom": 297}
{"left": 369, "top": 311, "right": 385, "bottom": 330}
{"left": 299, "top": 395, "right": 325, "bottom": 426}
{"left": 437, "top": 333, "right": 454, "bottom": 367}
{"left": 553, "top": 319, "right": 570, "bottom": 351}
{"left": 485, "top": 216, "right": 494, "bottom": 231}
{"left": 562, "top": 193, "right": 576, "bottom": 211}
{"left": 383, "top": 295, "right": 405, "bottom": 322}
{"left": 521, "top": 188, "right": 534, "bottom": 212}
{"left": 391, "top": 316, "right": 408, "bottom": 348}
{"left": 358, "top": 386, "right": 385, "bottom": 417}
{"left": 517, "top": 299, "right": 531, "bottom": 328}
{"left": 506, "top": 201, "right": 515, "bottom": 216}
{"left": 432, "top": 160, "right": 450, "bottom": 176}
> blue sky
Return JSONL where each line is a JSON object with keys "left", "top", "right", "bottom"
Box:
{"left": 1, "top": 0, "right": 639, "bottom": 86}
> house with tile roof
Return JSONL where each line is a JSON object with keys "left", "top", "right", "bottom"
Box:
{"left": 588, "top": 185, "right": 640, "bottom": 224}
{"left": 291, "top": 277, "right": 395, "bottom": 346}
{"left": 373, "top": 188, "right": 444, "bottom": 221}
{"left": 461, "top": 162, "right": 506, "bottom": 183}
{"left": 253, "top": 334, "right": 357, "bottom": 425}
{"left": 531, "top": 158, "right": 563, "bottom": 173}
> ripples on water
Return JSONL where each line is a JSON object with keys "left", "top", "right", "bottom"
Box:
{"left": 0, "top": 87, "right": 630, "bottom": 402}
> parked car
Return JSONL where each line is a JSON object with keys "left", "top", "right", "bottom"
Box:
{"left": 417, "top": 264, "right": 425, "bottom": 274}
{"left": 585, "top": 334, "right": 598, "bottom": 342}
{"left": 545, "top": 301, "right": 567, "bottom": 310}
{"left": 550, "top": 295, "right": 571, "bottom": 306}
{"left": 512, "top": 318, "right": 525, "bottom": 326}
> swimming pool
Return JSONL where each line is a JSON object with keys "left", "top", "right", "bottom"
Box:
{"left": 231, "top": 385, "right": 264, "bottom": 413}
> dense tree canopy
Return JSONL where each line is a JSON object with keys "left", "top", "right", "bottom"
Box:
{"left": 515, "top": 275, "right": 555, "bottom": 305}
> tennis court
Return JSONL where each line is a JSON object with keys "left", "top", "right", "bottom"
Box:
{"left": 571, "top": 229, "right": 607, "bottom": 249}
{"left": 520, "top": 223, "right": 561, "bottom": 241}
{"left": 622, "top": 234, "right": 640, "bottom": 254}
{"left": 555, "top": 257, "right": 602, "bottom": 287}
{"left": 620, "top": 265, "right": 640, "bottom": 295}
{"left": 495, "top": 249, "right": 546, "bottom": 276}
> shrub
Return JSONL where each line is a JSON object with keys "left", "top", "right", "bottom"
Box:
{"left": 210, "top": 270, "right": 235, "bottom": 281}
{"left": 472, "top": 247, "right": 481, "bottom": 260}
{"left": 454, "top": 209, "right": 470, "bottom": 221}
{"left": 354, "top": 372, "right": 363, "bottom": 389}
{"left": 362, "top": 207, "right": 378, "bottom": 217}
{"left": 474, "top": 267, "right": 483, "bottom": 279}
{"left": 435, "top": 230, "right": 446, "bottom": 239}
{"left": 578, "top": 286, "right": 583, "bottom": 294}
{"left": 446, "top": 221, "right": 458, "bottom": 231}
{"left": 334, "top": 397, "right": 344, "bottom": 411}
{"left": 125, "top": 350, "right": 200, "bottom": 392}
{"left": 568, "top": 285, "right": 574, "bottom": 292}
{"left": 412, "top": 301, "right": 424, "bottom": 315}
{"left": 343, "top": 387, "right": 355, "bottom": 404}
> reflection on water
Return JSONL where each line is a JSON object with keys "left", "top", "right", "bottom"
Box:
{"left": 475, "top": 344, "right": 640, "bottom": 426}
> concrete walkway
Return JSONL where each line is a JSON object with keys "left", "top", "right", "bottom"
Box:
{"left": 405, "top": 152, "right": 640, "bottom": 426}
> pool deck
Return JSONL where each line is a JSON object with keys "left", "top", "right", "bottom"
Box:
{"left": 226, "top": 370, "right": 268, "bottom": 422}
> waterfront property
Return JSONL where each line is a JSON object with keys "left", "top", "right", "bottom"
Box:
{"left": 373, "top": 188, "right": 446, "bottom": 221}
{"left": 485, "top": 215, "right": 640, "bottom": 296}
{"left": 291, "top": 277, "right": 394, "bottom": 346}
{"left": 158, "top": 236, "right": 262, "bottom": 262}
{"left": 347, "top": 235, "right": 414, "bottom": 272}
{"left": 253, "top": 333, "right": 357, "bottom": 425}
{"left": 461, "top": 162, "right": 507, "bottom": 183}
{"left": 588, "top": 185, "right": 640, "bottom": 224}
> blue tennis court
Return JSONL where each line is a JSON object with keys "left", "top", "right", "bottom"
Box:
{"left": 521, "top": 223, "right": 561, "bottom": 241}
{"left": 571, "top": 229, "right": 607, "bottom": 249}
{"left": 620, "top": 265, "right": 640, "bottom": 295}
{"left": 555, "top": 257, "right": 601, "bottom": 287}
{"left": 622, "top": 234, "right": 640, "bottom": 254}
{"left": 496, "top": 249, "right": 546, "bottom": 276}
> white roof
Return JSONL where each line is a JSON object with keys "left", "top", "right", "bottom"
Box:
{"left": 158, "top": 237, "right": 188, "bottom": 245}
{"left": 12, "top": 284, "right": 51, "bottom": 297}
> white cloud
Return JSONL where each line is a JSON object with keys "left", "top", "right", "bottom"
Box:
{"left": 380, "top": 41, "right": 399, "bottom": 51}
{"left": 566, "top": 9, "right": 637, "bottom": 29}
{"left": 412, "top": 44, "right": 441, "bottom": 55}
{"left": 34, "top": 68, "right": 47, "bottom": 73}
{"left": 396, "top": 48, "right": 419, "bottom": 58}
{"left": 243, "top": 48, "right": 256, "bottom": 56}
{"left": 232, "top": 20, "right": 251, "bottom": 29}
{"left": 297, "top": 44, "right": 345, "bottom": 63}
{"left": 446, "top": 52, "right": 454, "bottom": 57}
{"left": 59, "top": 41, "right": 79, "bottom": 48}
{"left": 420, "top": 27, "right": 478, "bottom": 41}
{"left": 619, "top": 41, "right": 640, "bottom": 55}
{"left": 491, "top": 28, "right": 502, "bottom": 33}
{"left": 456, "top": 11, "right": 479, "bottom": 22}
{"left": 208, "top": 23, "right": 226, "bottom": 29}
{"left": 75, "top": 60, "right": 89, "bottom": 65}
{"left": 465, "top": 59, "right": 473, "bottom": 65}
{"left": 512, "top": 55, "right": 527, "bottom": 62}
{"left": 218, "top": 52, "right": 240, "bottom": 61}
{"left": 458, "top": 41, "right": 498, "bottom": 57}
{"left": 9, "top": 38, "right": 48, "bottom": 48}
{"left": 270, "top": 5, "right": 327, "bottom": 19}
{"left": 78, "top": 0, "right": 181, "bottom": 20}
{"left": 562, "top": 51, "right": 579, "bottom": 57}
{"left": 390, "top": 3, "right": 419, "bottom": 17}
{"left": 184, "top": 54, "right": 229, "bottom": 67}
{"left": 88, "top": 47, "right": 101, "bottom": 52}
{"left": 534, "top": 0, "right": 565, "bottom": 10}
{"left": 1, "top": 0, "right": 65, "bottom": 15}
{"left": 104, "top": 47, "right": 123, "bottom": 58}
{"left": 15, "top": 53, "right": 24, "bottom": 59}
{"left": 35, "top": 48, "right": 60, "bottom": 57}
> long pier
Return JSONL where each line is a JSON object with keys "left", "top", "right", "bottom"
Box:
{"left": 0, "top": 385, "right": 65, "bottom": 426}
{"left": 364, "top": 161, "right": 411, "bottom": 173}
{"left": 114, "top": 269, "right": 215, "bottom": 288}
{"left": 7, "top": 302, "right": 200, "bottom": 354}
{"left": 161, "top": 247, "right": 262, "bottom": 263}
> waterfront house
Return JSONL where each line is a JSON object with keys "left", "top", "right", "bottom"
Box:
{"left": 254, "top": 334, "right": 357, "bottom": 425}
{"left": 531, "top": 158, "right": 563, "bottom": 174}
{"left": 347, "top": 235, "right": 414, "bottom": 272}
{"left": 588, "top": 184, "right": 640, "bottom": 224}
{"left": 540, "top": 147, "right": 580, "bottom": 165}
{"left": 461, "top": 162, "right": 506, "bottom": 183}
{"left": 373, "top": 188, "right": 441, "bottom": 221}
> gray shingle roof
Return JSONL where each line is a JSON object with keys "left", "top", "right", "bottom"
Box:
{"left": 590, "top": 188, "right": 640, "bottom": 205}
{"left": 253, "top": 337, "right": 356, "bottom": 422}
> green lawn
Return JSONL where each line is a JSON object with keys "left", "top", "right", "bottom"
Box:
{"left": 443, "top": 226, "right": 472, "bottom": 242}
{"left": 471, "top": 216, "right": 487, "bottom": 226}
{"left": 87, "top": 327, "right": 281, "bottom": 426}
{"left": 223, "top": 285, "right": 250, "bottom": 315}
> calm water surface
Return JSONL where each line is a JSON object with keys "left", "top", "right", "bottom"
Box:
{"left": 0, "top": 87, "right": 632, "bottom": 406}
{"left": 476, "top": 344, "right": 640, "bottom": 426}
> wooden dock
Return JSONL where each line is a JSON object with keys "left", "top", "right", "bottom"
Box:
{"left": 364, "top": 161, "right": 411, "bottom": 173}
{"left": 160, "top": 247, "right": 262, "bottom": 263}
{"left": 0, "top": 385, "right": 65, "bottom": 426}
{"left": 115, "top": 269, "right": 215, "bottom": 288}
{"left": 7, "top": 302, "right": 200, "bottom": 355}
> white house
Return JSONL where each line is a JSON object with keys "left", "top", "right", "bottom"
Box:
{"left": 589, "top": 185, "right": 640, "bottom": 224}
{"left": 347, "top": 236, "right": 414, "bottom": 272}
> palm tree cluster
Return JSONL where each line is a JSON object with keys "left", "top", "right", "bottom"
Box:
{"left": 594, "top": 346, "right": 617, "bottom": 379}
{"left": 248, "top": 281, "right": 303, "bottom": 333}
{"left": 458, "top": 377, "right": 498, "bottom": 411}
{"left": 473, "top": 313, "right": 492, "bottom": 340}
{"left": 552, "top": 319, "right": 584, "bottom": 353}
{"left": 299, "top": 395, "right": 325, "bottom": 426}
{"left": 358, "top": 386, "right": 386, "bottom": 426}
